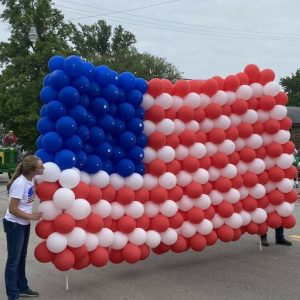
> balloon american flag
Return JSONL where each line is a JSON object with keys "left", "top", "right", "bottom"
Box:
{"left": 34, "top": 55, "right": 297, "bottom": 271}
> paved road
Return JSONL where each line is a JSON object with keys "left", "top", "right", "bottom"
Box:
{"left": 0, "top": 173, "right": 300, "bottom": 300}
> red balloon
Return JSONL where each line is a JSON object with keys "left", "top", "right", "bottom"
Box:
{"left": 116, "top": 187, "right": 135, "bottom": 205}
{"left": 285, "top": 166, "right": 298, "bottom": 179}
{"left": 239, "top": 147, "right": 256, "bottom": 163}
{"left": 75, "top": 218, "right": 88, "bottom": 229}
{"left": 152, "top": 243, "right": 169, "bottom": 255}
{"left": 151, "top": 215, "right": 170, "bottom": 232}
{"left": 259, "top": 95, "right": 276, "bottom": 111}
{"left": 189, "top": 80, "right": 203, "bottom": 93}
{"left": 135, "top": 187, "right": 150, "bottom": 203}
{"left": 101, "top": 184, "right": 116, "bottom": 202}
{"left": 109, "top": 249, "right": 124, "bottom": 264}
{"left": 165, "top": 133, "right": 180, "bottom": 148}
{"left": 266, "top": 142, "right": 282, "bottom": 158}
{"left": 203, "top": 206, "right": 215, "bottom": 220}
{"left": 72, "top": 182, "right": 90, "bottom": 199}
{"left": 122, "top": 243, "right": 142, "bottom": 263}
{"left": 217, "top": 225, "right": 234, "bottom": 242}
{"left": 258, "top": 172, "right": 269, "bottom": 185}
{"left": 244, "top": 64, "right": 260, "bottom": 83}
{"left": 185, "top": 182, "right": 203, "bottom": 199}
{"left": 231, "top": 175, "right": 244, "bottom": 189}
{"left": 252, "top": 121, "right": 264, "bottom": 134}
{"left": 275, "top": 92, "right": 288, "bottom": 105}
{"left": 242, "top": 196, "right": 257, "bottom": 212}
{"left": 168, "top": 185, "right": 184, "bottom": 202}
{"left": 36, "top": 182, "right": 60, "bottom": 201}
{"left": 243, "top": 172, "right": 258, "bottom": 187}
{"left": 257, "top": 195, "right": 269, "bottom": 209}
{"left": 180, "top": 130, "right": 196, "bottom": 146}
{"left": 268, "top": 167, "right": 284, "bottom": 182}
{"left": 238, "top": 123, "right": 253, "bottom": 138}
{"left": 54, "top": 213, "right": 75, "bottom": 234}
{"left": 135, "top": 215, "right": 150, "bottom": 230}
{"left": 228, "top": 152, "right": 240, "bottom": 164}
{"left": 203, "top": 182, "right": 213, "bottom": 195}
{"left": 150, "top": 186, "right": 168, "bottom": 204}
{"left": 169, "top": 212, "right": 184, "bottom": 228}
{"left": 205, "top": 230, "right": 218, "bottom": 245}
{"left": 282, "top": 141, "right": 295, "bottom": 154}
{"left": 232, "top": 228, "right": 242, "bottom": 241}
{"left": 256, "top": 146, "right": 267, "bottom": 159}
{"left": 266, "top": 212, "right": 282, "bottom": 228}
{"left": 164, "top": 107, "right": 176, "bottom": 119}
{"left": 258, "top": 69, "right": 275, "bottom": 85}
{"left": 86, "top": 185, "right": 102, "bottom": 205}
{"left": 211, "top": 152, "right": 229, "bottom": 168}
{"left": 232, "top": 99, "right": 248, "bottom": 115}
{"left": 282, "top": 215, "right": 296, "bottom": 229}
{"left": 118, "top": 216, "right": 136, "bottom": 233}
{"left": 172, "top": 80, "right": 190, "bottom": 97}
{"left": 190, "top": 233, "right": 206, "bottom": 251}
{"left": 182, "top": 156, "right": 199, "bottom": 173}
{"left": 187, "top": 207, "right": 204, "bottom": 223}
{"left": 205, "top": 103, "right": 222, "bottom": 119}
{"left": 177, "top": 105, "right": 194, "bottom": 122}
{"left": 214, "top": 177, "right": 232, "bottom": 193}
{"left": 34, "top": 242, "right": 53, "bottom": 263}
{"left": 148, "top": 132, "right": 166, "bottom": 150}
{"left": 208, "top": 128, "right": 226, "bottom": 144}
{"left": 194, "top": 108, "right": 206, "bottom": 122}
{"left": 248, "top": 97, "right": 258, "bottom": 110}
{"left": 140, "top": 244, "right": 150, "bottom": 260}
{"left": 217, "top": 201, "right": 234, "bottom": 218}
{"left": 90, "top": 247, "right": 109, "bottom": 267}
{"left": 199, "top": 157, "right": 212, "bottom": 169}
{"left": 103, "top": 217, "right": 112, "bottom": 228}
{"left": 233, "top": 201, "right": 243, "bottom": 213}
{"left": 86, "top": 213, "right": 104, "bottom": 233}
{"left": 35, "top": 220, "right": 55, "bottom": 239}
{"left": 212, "top": 76, "right": 224, "bottom": 90}
{"left": 161, "top": 79, "right": 173, "bottom": 94}
{"left": 166, "top": 160, "right": 181, "bottom": 174}
{"left": 148, "top": 159, "right": 166, "bottom": 176}
{"left": 52, "top": 249, "right": 75, "bottom": 271}
{"left": 196, "top": 131, "right": 207, "bottom": 143}
{"left": 73, "top": 254, "right": 90, "bottom": 270}
{"left": 236, "top": 72, "right": 249, "bottom": 85}
{"left": 268, "top": 190, "right": 284, "bottom": 205}
{"left": 146, "top": 105, "right": 165, "bottom": 123}
{"left": 147, "top": 78, "right": 163, "bottom": 97}
{"left": 69, "top": 245, "right": 88, "bottom": 261}
{"left": 202, "top": 78, "right": 218, "bottom": 96}
{"left": 224, "top": 75, "right": 240, "bottom": 91}
{"left": 170, "top": 235, "right": 189, "bottom": 253}
{"left": 264, "top": 119, "right": 280, "bottom": 134}
{"left": 225, "top": 126, "right": 239, "bottom": 141}
{"left": 257, "top": 222, "right": 268, "bottom": 236}
{"left": 245, "top": 221, "right": 258, "bottom": 234}
{"left": 222, "top": 104, "right": 232, "bottom": 116}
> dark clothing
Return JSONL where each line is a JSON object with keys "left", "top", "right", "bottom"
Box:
{"left": 261, "top": 226, "right": 284, "bottom": 241}
{"left": 3, "top": 218, "right": 30, "bottom": 300}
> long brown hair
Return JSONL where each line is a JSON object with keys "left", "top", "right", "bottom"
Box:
{"left": 7, "top": 155, "right": 41, "bottom": 191}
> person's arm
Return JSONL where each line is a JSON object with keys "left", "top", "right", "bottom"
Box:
{"left": 8, "top": 198, "right": 42, "bottom": 220}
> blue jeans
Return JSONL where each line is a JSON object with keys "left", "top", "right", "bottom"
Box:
{"left": 3, "top": 219, "right": 30, "bottom": 300}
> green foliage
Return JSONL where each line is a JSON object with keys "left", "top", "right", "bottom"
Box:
{"left": 280, "top": 69, "right": 300, "bottom": 107}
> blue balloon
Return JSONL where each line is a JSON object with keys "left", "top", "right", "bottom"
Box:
{"left": 76, "top": 125, "right": 90, "bottom": 142}
{"left": 49, "top": 70, "right": 70, "bottom": 90}
{"left": 56, "top": 116, "right": 77, "bottom": 137}
{"left": 135, "top": 78, "right": 148, "bottom": 94}
{"left": 55, "top": 149, "right": 76, "bottom": 170}
{"left": 48, "top": 55, "right": 65, "bottom": 72}
{"left": 36, "top": 135, "right": 43, "bottom": 149}
{"left": 82, "top": 143, "right": 94, "bottom": 155}
{"left": 85, "top": 155, "right": 102, "bottom": 173}
{"left": 118, "top": 131, "right": 136, "bottom": 150}
{"left": 126, "top": 89, "right": 143, "bottom": 107}
{"left": 111, "top": 146, "right": 125, "bottom": 162}
{"left": 108, "top": 104, "right": 117, "bottom": 116}
{"left": 115, "top": 89, "right": 125, "bottom": 104}
{"left": 82, "top": 61, "right": 95, "bottom": 80}
{"left": 113, "top": 118, "right": 125, "bottom": 134}
{"left": 135, "top": 107, "right": 145, "bottom": 119}
{"left": 63, "top": 55, "right": 84, "bottom": 77}
{"left": 40, "top": 105, "right": 47, "bottom": 117}
{"left": 68, "top": 105, "right": 88, "bottom": 125}
{"left": 126, "top": 117, "right": 144, "bottom": 135}
{"left": 37, "top": 117, "right": 55, "bottom": 134}
{"left": 116, "top": 158, "right": 135, "bottom": 177}
{"left": 126, "top": 146, "right": 144, "bottom": 163}
{"left": 97, "top": 114, "right": 115, "bottom": 132}
{"left": 119, "top": 72, "right": 136, "bottom": 92}
{"left": 87, "top": 82, "right": 101, "bottom": 98}
{"left": 79, "top": 94, "right": 90, "bottom": 108}
{"left": 102, "top": 84, "right": 119, "bottom": 102}
{"left": 72, "top": 75, "right": 90, "bottom": 94}
{"left": 110, "top": 70, "right": 119, "bottom": 85}
{"left": 35, "top": 149, "right": 55, "bottom": 163}
{"left": 89, "top": 126, "right": 105, "bottom": 145}
{"left": 58, "top": 86, "right": 80, "bottom": 108}
{"left": 85, "top": 112, "right": 97, "bottom": 128}
{"left": 104, "top": 133, "right": 116, "bottom": 145}
{"left": 135, "top": 163, "right": 145, "bottom": 175}
{"left": 43, "top": 75, "right": 51, "bottom": 87}
{"left": 90, "top": 97, "right": 109, "bottom": 117}
{"left": 64, "top": 134, "right": 83, "bottom": 152}
{"left": 117, "top": 102, "right": 135, "bottom": 121}
{"left": 46, "top": 100, "right": 66, "bottom": 120}
{"left": 42, "top": 131, "right": 63, "bottom": 152}
{"left": 94, "top": 142, "right": 112, "bottom": 159}
{"left": 75, "top": 150, "right": 87, "bottom": 169}
{"left": 136, "top": 133, "right": 148, "bottom": 147}
{"left": 40, "top": 86, "right": 58, "bottom": 104}
{"left": 101, "top": 159, "right": 113, "bottom": 174}
{"left": 95, "top": 65, "right": 112, "bottom": 86}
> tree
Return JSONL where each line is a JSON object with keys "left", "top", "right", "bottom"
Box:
{"left": 280, "top": 69, "right": 300, "bottom": 106}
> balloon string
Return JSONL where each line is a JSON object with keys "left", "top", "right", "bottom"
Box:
{"left": 66, "top": 273, "right": 69, "bottom": 291}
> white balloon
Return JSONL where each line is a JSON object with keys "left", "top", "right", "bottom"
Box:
{"left": 158, "top": 172, "right": 177, "bottom": 190}
{"left": 67, "top": 227, "right": 87, "bottom": 248}
{"left": 38, "top": 201, "right": 61, "bottom": 220}
{"left": 225, "top": 213, "right": 243, "bottom": 229}
{"left": 249, "top": 184, "right": 266, "bottom": 199}
{"left": 85, "top": 233, "right": 99, "bottom": 251}
{"left": 110, "top": 202, "right": 125, "bottom": 219}
{"left": 230, "top": 114, "right": 242, "bottom": 126}
{"left": 196, "top": 219, "right": 213, "bottom": 235}
{"left": 248, "top": 158, "right": 266, "bottom": 174}
{"left": 111, "top": 231, "right": 128, "bottom": 250}
{"left": 269, "top": 105, "right": 287, "bottom": 120}
{"left": 214, "top": 115, "right": 231, "bottom": 130}
{"left": 143, "top": 174, "right": 158, "bottom": 189}
{"left": 236, "top": 85, "right": 253, "bottom": 100}
{"left": 245, "top": 134, "right": 263, "bottom": 149}
{"left": 242, "top": 109, "right": 258, "bottom": 125}
{"left": 276, "top": 202, "right": 294, "bottom": 217}
{"left": 178, "top": 195, "right": 194, "bottom": 211}
{"left": 128, "top": 228, "right": 147, "bottom": 245}
{"left": 109, "top": 173, "right": 125, "bottom": 190}
{"left": 186, "top": 120, "right": 200, "bottom": 131}
{"left": 180, "top": 221, "right": 197, "bottom": 238}
{"left": 46, "top": 232, "right": 67, "bottom": 253}
{"left": 199, "top": 93, "right": 210, "bottom": 108}
{"left": 125, "top": 201, "right": 144, "bottom": 218}
{"left": 220, "top": 164, "right": 237, "bottom": 179}
{"left": 211, "top": 90, "right": 228, "bottom": 105}
{"left": 239, "top": 186, "right": 249, "bottom": 199}
{"left": 176, "top": 171, "right": 192, "bottom": 187}
{"left": 200, "top": 119, "right": 214, "bottom": 132}
{"left": 250, "top": 83, "right": 264, "bottom": 97}
{"left": 210, "top": 190, "right": 224, "bottom": 205}
{"left": 125, "top": 173, "right": 144, "bottom": 190}
{"left": 265, "top": 204, "right": 275, "bottom": 213}
{"left": 66, "top": 198, "right": 91, "bottom": 220}
{"left": 193, "top": 168, "right": 209, "bottom": 184}
{"left": 235, "top": 138, "right": 246, "bottom": 151}
{"left": 224, "top": 188, "right": 240, "bottom": 204}
{"left": 276, "top": 153, "right": 294, "bottom": 169}
{"left": 80, "top": 171, "right": 91, "bottom": 185}
{"left": 146, "top": 230, "right": 161, "bottom": 248}
{"left": 273, "top": 130, "right": 290, "bottom": 144}
{"left": 175, "top": 145, "right": 189, "bottom": 160}
{"left": 218, "top": 139, "right": 235, "bottom": 155}
{"left": 263, "top": 81, "right": 280, "bottom": 96}
{"left": 157, "top": 146, "right": 175, "bottom": 163}
{"left": 161, "top": 228, "right": 178, "bottom": 245}
{"left": 42, "top": 162, "right": 61, "bottom": 182}
{"left": 208, "top": 167, "right": 221, "bottom": 181}
{"left": 257, "top": 110, "right": 269, "bottom": 122}
{"left": 261, "top": 133, "right": 273, "bottom": 147}
{"left": 236, "top": 161, "right": 248, "bottom": 175}
{"left": 142, "top": 93, "right": 154, "bottom": 109}
{"left": 184, "top": 92, "right": 201, "bottom": 108}
{"left": 143, "top": 120, "right": 156, "bottom": 136}
{"left": 277, "top": 178, "right": 294, "bottom": 193}
{"left": 98, "top": 228, "right": 114, "bottom": 247}
{"left": 156, "top": 93, "right": 173, "bottom": 109}
{"left": 91, "top": 170, "right": 110, "bottom": 188}
{"left": 72, "top": 167, "right": 80, "bottom": 175}
{"left": 240, "top": 210, "right": 251, "bottom": 226}
{"left": 226, "top": 91, "right": 237, "bottom": 105}
{"left": 53, "top": 188, "right": 75, "bottom": 210}
{"left": 194, "top": 194, "right": 211, "bottom": 210}
{"left": 160, "top": 200, "right": 178, "bottom": 217}
{"left": 172, "top": 95, "right": 183, "bottom": 111}
{"left": 265, "top": 181, "right": 276, "bottom": 193}
{"left": 92, "top": 200, "right": 112, "bottom": 218}
{"left": 58, "top": 169, "right": 80, "bottom": 189}
{"left": 251, "top": 208, "right": 267, "bottom": 224}
{"left": 144, "top": 201, "right": 160, "bottom": 217}
{"left": 143, "top": 147, "right": 157, "bottom": 163}
{"left": 264, "top": 155, "right": 276, "bottom": 170}
{"left": 205, "top": 142, "right": 218, "bottom": 156}
{"left": 174, "top": 119, "right": 185, "bottom": 134}
{"left": 156, "top": 119, "right": 175, "bottom": 135}
{"left": 211, "top": 214, "right": 224, "bottom": 229}
{"left": 189, "top": 143, "right": 207, "bottom": 158}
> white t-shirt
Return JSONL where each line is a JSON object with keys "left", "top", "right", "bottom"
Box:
{"left": 4, "top": 175, "right": 36, "bottom": 225}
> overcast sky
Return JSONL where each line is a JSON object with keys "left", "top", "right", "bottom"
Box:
{"left": 1, "top": 0, "right": 300, "bottom": 81}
